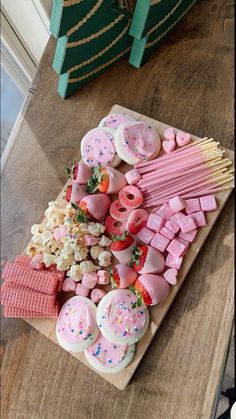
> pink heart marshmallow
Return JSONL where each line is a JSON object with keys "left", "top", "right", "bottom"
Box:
{"left": 162, "top": 139, "right": 176, "bottom": 154}
{"left": 163, "top": 127, "right": 176, "bottom": 141}
{"left": 176, "top": 131, "right": 191, "bottom": 147}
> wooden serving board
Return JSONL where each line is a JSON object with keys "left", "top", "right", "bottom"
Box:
{"left": 24, "top": 105, "right": 234, "bottom": 390}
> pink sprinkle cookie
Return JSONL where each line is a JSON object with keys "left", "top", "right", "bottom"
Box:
{"left": 155, "top": 203, "right": 175, "bottom": 220}
{"left": 167, "top": 239, "right": 187, "bottom": 257}
{"left": 75, "top": 283, "right": 90, "bottom": 297}
{"left": 110, "top": 200, "right": 133, "bottom": 221}
{"left": 177, "top": 213, "right": 197, "bottom": 233}
{"left": 151, "top": 233, "right": 170, "bottom": 253}
{"left": 126, "top": 208, "right": 149, "bottom": 234}
{"left": 176, "top": 131, "right": 191, "bottom": 147}
{"left": 56, "top": 296, "right": 99, "bottom": 352}
{"left": 119, "top": 185, "right": 143, "bottom": 209}
{"left": 200, "top": 195, "right": 217, "bottom": 211}
{"left": 185, "top": 198, "right": 201, "bottom": 214}
{"left": 162, "top": 139, "right": 176, "bottom": 154}
{"left": 147, "top": 213, "right": 165, "bottom": 232}
{"left": 160, "top": 226, "right": 175, "bottom": 240}
{"left": 137, "top": 227, "right": 155, "bottom": 245}
{"left": 83, "top": 235, "right": 99, "bottom": 246}
{"left": 165, "top": 253, "right": 183, "bottom": 270}
{"left": 163, "top": 268, "right": 178, "bottom": 285}
{"left": 84, "top": 333, "right": 135, "bottom": 373}
{"left": 62, "top": 278, "right": 76, "bottom": 292}
{"left": 98, "top": 113, "right": 135, "bottom": 131}
{"left": 163, "top": 127, "right": 176, "bottom": 141}
{"left": 81, "top": 127, "right": 120, "bottom": 168}
{"left": 82, "top": 272, "right": 97, "bottom": 289}
{"left": 97, "top": 270, "right": 110, "bottom": 285}
{"left": 191, "top": 211, "right": 206, "bottom": 227}
{"left": 96, "top": 289, "right": 149, "bottom": 344}
{"left": 105, "top": 215, "right": 126, "bottom": 236}
{"left": 125, "top": 169, "right": 141, "bottom": 185}
{"left": 169, "top": 196, "right": 185, "bottom": 212}
{"left": 91, "top": 288, "right": 106, "bottom": 304}
{"left": 178, "top": 229, "right": 198, "bottom": 243}
{"left": 115, "top": 121, "right": 161, "bottom": 165}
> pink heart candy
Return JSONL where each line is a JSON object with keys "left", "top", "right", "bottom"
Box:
{"left": 164, "top": 127, "right": 176, "bottom": 141}
{"left": 163, "top": 268, "right": 178, "bottom": 285}
{"left": 162, "top": 139, "right": 176, "bottom": 154}
{"left": 176, "top": 131, "right": 191, "bottom": 147}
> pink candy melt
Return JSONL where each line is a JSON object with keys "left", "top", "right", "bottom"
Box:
{"left": 87, "top": 334, "right": 128, "bottom": 368}
{"left": 121, "top": 122, "right": 159, "bottom": 161}
{"left": 104, "top": 292, "right": 147, "bottom": 338}
{"left": 200, "top": 195, "right": 217, "bottom": 211}
{"left": 57, "top": 299, "right": 95, "bottom": 344}
{"left": 137, "top": 227, "right": 155, "bottom": 244}
{"left": 81, "top": 128, "right": 116, "bottom": 167}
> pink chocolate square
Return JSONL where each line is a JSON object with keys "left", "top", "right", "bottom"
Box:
{"left": 178, "top": 229, "right": 198, "bottom": 243}
{"left": 169, "top": 196, "right": 185, "bottom": 212}
{"left": 160, "top": 226, "right": 175, "bottom": 240}
{"left": 167, "top": 238, "right": 187, "bottom": 257}
{"left": 165, "top": 253, "right": 183, "bottom": 270}
{"left": 147, "top": 213, "right": 165, "bottom": 233}
{"left": 155, "top": 203, "right": 175, "bottom": 220}
{"left": 151, "top": 233, "right": 170, "bottom": 253}
{"left": 169, "top": 214, "right": 181, "bottom": 233}
{"left": 177, "top": 237, "right": 189, "bottom": 255}
{"left": 185, "top": 198, "right": 201, "bottom": 214}
{"left": 191, "top": 211, "right": 206, "bottom": 227}
{"left": 200, "top": 195, "right": 217, "bottom": 211}
{"left": 137, "top": 227, "right": 155, "bottom": 245}
{"left": 177, "top": 213, "right": 197, "bottom": 233}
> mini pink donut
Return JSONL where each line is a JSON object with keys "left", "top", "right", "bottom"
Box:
{"left": 110, "top": 200, "right": 133, "bottom": 221}
{"left": 126, "top": 208, "right": 149, "bottom": 234}
{"left": 105, "top": 215, "right": 127, "bottom": 236}
{"left": 119, "top": 186, "right": 143, "bottom": 209}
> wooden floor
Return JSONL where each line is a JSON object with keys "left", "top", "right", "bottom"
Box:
{"left": 1, "top": 0, "right": 234, "bottom": 418}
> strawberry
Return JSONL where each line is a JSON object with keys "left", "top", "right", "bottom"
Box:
{"left": 109, "top": 264, "right": 137, "bottom": 289}
{"left": 130, "top": 274, "right": 170, "bottom": 307}
{"left": 65, "top": 161, "right": 91, "bottom": 184}
{"left": 65, "top": 184, "right": 72, "bottom": 202}
{"left": 110, "top": 232, "right": 134, "bottom": 251}
{"left": 130, "top": 282, "right": 152, "bottom": 306}
{"left": 130, "top": 245, "right": 148, "bottom": 272}
{"left": 110, "top": 267, "right": 120, "bottom": 288}
{"left": 71, "top": 202, "right": 91, "bottom": 223}
{"left": 65, "top": 161, "right": 78, "bottom": 180}
{"left": 86, "top": 166, "right": 126, "bottom": 194}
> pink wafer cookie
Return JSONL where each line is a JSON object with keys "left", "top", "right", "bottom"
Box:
{"left": 1, "top": 287, "right": 56, "bottom": 312}
{"left": 2, "top": 263, "right": 58, "bottom": 295}
{"left": 4, "top": 303, "right": 59, "bottom": 318}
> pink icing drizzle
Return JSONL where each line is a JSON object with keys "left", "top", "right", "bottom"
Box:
{"left": 87, "top": 334, "right": 128, "bottom": 367}
{"left": 101, "top": 114, "right": 132, "bottom": 129}
{"left": 57, "top": 299, "right": 96, "bottom": 344}
{"left": 121, "top": 122, "right": 158, "bottom": 161}
{"left": 81, "top": 128, "right": 116, "bottom": 167}
{"left": 104, "top": 291, "right": 147, "bottom": 338}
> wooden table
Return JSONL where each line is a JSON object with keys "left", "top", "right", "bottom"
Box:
{"left": 1, "top": 1, "right": 234, "bottom": 418}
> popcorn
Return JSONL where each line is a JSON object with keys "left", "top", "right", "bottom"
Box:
{"left": 26, "top": 243, "right": 38, "bottom": 257}
{"left": 41, "top": 230, "right": 53, "bottom": 245}
{"left": 54, "top": 254, "right": 74, "bottom": 271}
{"left": 43, "top": 253, "right": 55, "bottom": 267}
{"left": 32, "top": 234, "right": 43, "bottom": 244}
{"left": 31, "top": 224, "right": 46, "bottom": 235}
{"left": 90, "top": 245, "right": 103, "bottom": 260}
{"left": 78, "top": 223, "right": 89, "bottom": 234}
{"left": 67, "top": 264, "right": 82, "bottom": 281}
{"left": 98, "top": 235, "right": 112, "bottom": 247}
{"left": 61, "top": 239, "right": 75, "bottom": 256}
{"left": 98, "top": 251, "right": 112, "bottom": 267}
{"left": 46, "top": 238, "right": 60, "bottom": 253}
{"left": 79, "top": 261, "right": 99, "bottom": 275}
{"left": 74, "top": 246, "right": 89, "bottom": 262}
{"left": 88, "top": 223, "right": 106, "bottom": 237}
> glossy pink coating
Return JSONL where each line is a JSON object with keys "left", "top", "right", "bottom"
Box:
{"left": 169, "top": 196, "right": 185, "bottom": 212}
{"left": 82, "top": 272, "right": 97, "bottom": 289}
{"left": 62, "top": 278, "right": 76, "bottom": 292}
{"left": 105, "top": 166, "right": 127, "bottom": 194}
{"left": 137, "top": 246, "right": 165, "bottom": 274}
{"left": 112, "top": 264, "right": 137, "bottom": 288}
{"left": 137, "top": 274, "right": 170, "bottom": 305}
{"left": 200, "top": 195, "right": 217, "bottom": 211}
{"left": 125, "top": 169, "right": 141, "bottom": 185}
{"left": 119, "top": 185, "right": 143, "bottom": 209}
{"left": 80, "top": 194, "right": 111, "bottom": 222}
{"left": 126, "top": 208, "right": 149, "bottom": 234}
{"left": 91, "top": 288, "right": 106, "bottom": 303}
{"left": 71, "top": 183, "right": 87, "bottom": 204}
{"left": 167, "top": 238, "right": 187, "bottom": 257}
{"left": 151, "top": 233, "right": 170, "bottom": 253}
{"left": 75, "top": 162, "right": 91, "bottom": 184}
{"left": 163, "top": 268, "right": 178, "bottom": 285}
{"left": 147, "top": 213, "right": 165, "bottom": 233}
{"left": 137, "top": 227, "right": 155, "bottom": 245}
{"left": 185, "top": 198, "right": 201, "bottom": 214}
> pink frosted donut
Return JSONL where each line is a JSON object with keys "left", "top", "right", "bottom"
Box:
{"left": 119, "top": 186, "right": 143, "bottom": 209}
{"left": 81, "top": 127, "right": 119, "bottom": 168}
{"left": 98, "top": 113, "right": 135, "bottom": 131}
{"left": 110, "top": 200, "right": 133, "bottom": 221}
{"left": 126, "top": 208, "right": 149, "bottom": 234}
{"left": 105, "top": 215, "right": 126, "bottom": 236}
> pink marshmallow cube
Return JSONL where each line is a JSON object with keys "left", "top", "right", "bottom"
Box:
{"left": 165, "top": 253, "right": 183, "bottom": 270}
{"left": 177, "top": 213, "right": 197, "bottom": 233}
{"left": 165, "top": 220, "right": 176, "bottom": 233}
{"left": 185, "top": 198, "right": 201, "bottom": 214}
{"left": 97, "top": 270, "right": 110, "bottom": 285}
{"left": 151, "top": 233, "right": 170, "bottom": 253}
{"left": 177, "top": 237, "right": 189, "bottom": 255}
{"left": 167, "top": 238, "right": 187, "bottom": 257}
{"left": 169, "top": 214, "right": 181, "bottom": 233}
{"left": 137, "top": 227, "right": 155, "bottom": 244}
{"left": 200, "top": 195, "right": 217, "bottom": 211}
{"left": 91, "top": 288, "right": 106, "bottom": 303}
{"left": 125, "top": 169, "right": 141, "bottom": 185}
{"left": 75, "top": 283, "right": 90, "bottom": 297}
{"left": 82, "top": 272, "right": 97, "bottom": 289}
{"left": 147, "top": 213, "right": 165, "bottom": 233}
{"left": 191, "top": 211, "right": 206, "bottom": 227}
{"left": 169, "top": 196, "right": 185, "bottom": 212}
{"left": 62, "top": 278, "right": 76, "bottom": 292}
{"left": 164, "top": 268, "right": 178, "bottom": 285}
{"left": 155, "top": 202, "right": 175, "bottom": 220}
{"left": 160, "top": 226, "right": 175, "bottom": 240}
{"left": 178, "top": 229, "right": 198, "bottom": 243}
{"left": 83, "top": 235, "right": 99, "bottom": 246}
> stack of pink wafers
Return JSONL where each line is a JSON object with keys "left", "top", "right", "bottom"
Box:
{"left": 0, "top": 255, "right": 65, "bottom": 318}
